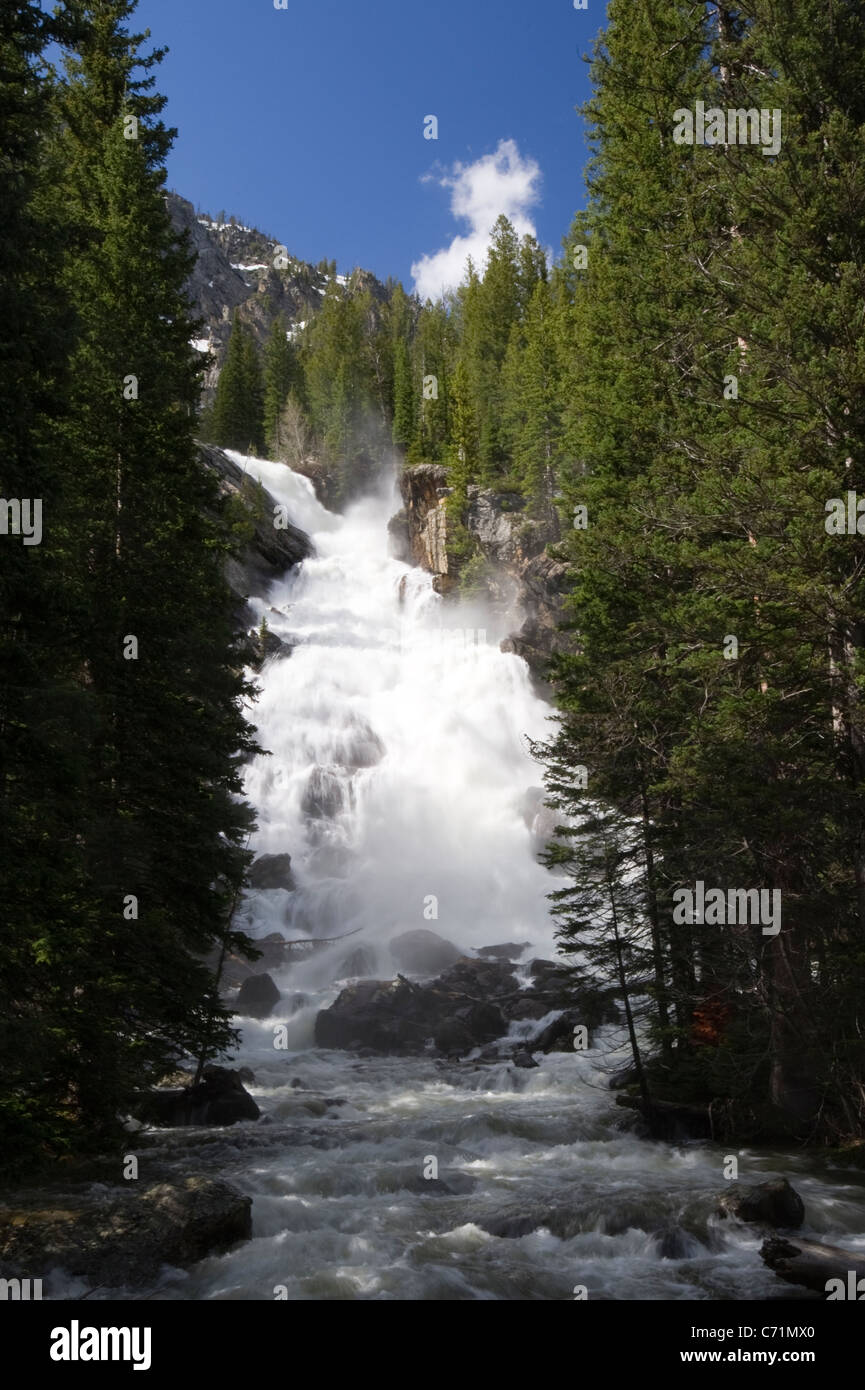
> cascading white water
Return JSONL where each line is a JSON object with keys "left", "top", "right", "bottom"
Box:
{"left": 130, "top": 457, "right": 865, "bottom": 1302}
{"left": 233, "top": 454, "right": 559, "bottom": 970}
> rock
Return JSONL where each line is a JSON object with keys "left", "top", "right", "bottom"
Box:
{"left": 301, "top": 766, "right": 345, "bottom": 819}
{"left": 137, "top": 1066, "right": 260, "bottom": 1128}
{"left": 337, "top": 947, "right": 378, "bottom": 978}
{"left": 389, "top": 929, "right": 462, "bottom": 975}
{"left": 0, "top": 1176, "right": 252, "bottom": 1288}
{"left": 236, "top": 972, "right": 281, "bottom": 1019}
{"left": 332, "top": 720, "right": 385, "bottom": 770}
{"left": 513, "top": 1050, "right": 539, "bottom": 1069}
{"left": 246, "top": 624, "right": 286, "bottom": 669}
{"left": 314, "top": 966, "right": 509, "bottom": 1056}
{"left": 314, "top": 979, "right": 428, "bottom": 1053}
{"left": 288, "top": 993, "right": 309, "bottom": 1012}
{"left": 533, "top": 1010, "right": 585, "bottom": 1054}
{"left": 398, "top": 465, "right": 453, "bottom": 592}
{"left": 387, "top": 509, "right": 412, "bottom": 564}
{"left": 501, "top": 553, "right": 572, "bottom": 675}
{"left": 237, "top": 1067, "right": 255, "bottom": 1085}
{"left": 475, "top": 942, "right": 532, "bottom": 962}
{"left": 656, "top": 1226, "right": 699, "bottom": 1259}
{"left": 459, "top": 1000, "right": 507, "bottom": 1042}
{"left": 718, "top": 1178, "right": 805, "bottom": 1229}
{"left": 437, "top": 957, "right": 517, "bottom": 995}
{"left": 433, "top": 1019, "right": 476, "bottom": 1055}
{"left": 197, "top": 443, "right": 312, "bottom": 605}
{"left": 249, "top": 853, "right": 296, "bottom": 891}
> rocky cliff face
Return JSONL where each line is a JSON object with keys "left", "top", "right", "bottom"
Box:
{"left": 168, "top": 193, "right": 387, "bottom": 406}
{"left": 197, "top": 441, "right": 312, "bottom": 629}
{"left": 393, "top": 465, "right": 572, "bottom": 677}
{"left": 388, "top": 464, "right": 452, "bottom": 589}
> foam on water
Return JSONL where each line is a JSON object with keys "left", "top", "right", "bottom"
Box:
{"left": 53, "top": 456, "right": 864, "bottom": 1302}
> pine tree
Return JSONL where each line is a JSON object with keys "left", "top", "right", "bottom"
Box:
{"left": 24, "top": 0, "right": 261, "bottom": 1156}
{"left": 262, "top": 315, "right": 297, "bottom": 457}
{"left": 212, "top": 313, "right": 263, "bottom": 454}
{"left": 0, "top": 0, "right": 92, "bottom": 1167}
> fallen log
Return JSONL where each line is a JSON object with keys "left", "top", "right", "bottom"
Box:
{"left": 761, "top": 1236, "right": 865, "bottom": 1297}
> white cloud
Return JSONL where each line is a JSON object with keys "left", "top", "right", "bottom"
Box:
{"left": 411, "top": 139, "right": 543, "bottom": 301}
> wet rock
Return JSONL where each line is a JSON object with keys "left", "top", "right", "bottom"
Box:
{"left": 137, "top": 1066, "right": 260, "bottom": 1128}
{"left": 0, "top": 1176, "right": 251, "bottom": 1288}
{"left": 236, "top": 972, "right": 281, "bottom": 1019}
{"left": 315, "top": 969, "right": 508, "bottom": 1056}
{"left": 389, "top": 929, "right": 463, "bottom": 975}
{"left": 475, "top": 942, "right": 532, "bottom": 962}
{"left": 533, "top": 1009, "right": 586, "bottom": 1054}
{"left": 656, "top": 1226, "right": 700, "bottom": 1259}
{"left": 198, "top": 443, "right": 312, "bottom": 605}
{"left": 301, "top": 766, "right": 345, "bottom": 819}
{"left": 288, "top": 993, "right": 310, "bottom": 1012}
{"left": 333, "top": 723, "right": 385, "bottom": 770}
{"left": 387, "top": 508, "right": 412, "bottom": 564}
{"left": 246, "top": 624, "right": 286, "bottom": 669}
{"left": 513, "top": 1050, "right": 540, "bottom": 1069}
{"left": 249, "top": 853, "right": 296, "bottom": 891}
{"left": 433, "top": 1019, "right": 476, "bottom": 1056}
{"left": 437, "top": 957, "right": 517, "bottom": 996}
{"left": 314, "top": 979, "right": 429, "bottom": 1053}
{"left": 336, "top": 946, "right": 378, "bottom": 979}
{"left": 718, "top": 1178, "right": 805, "bottom": 1229}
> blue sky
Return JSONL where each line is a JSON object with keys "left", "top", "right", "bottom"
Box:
{"left": 129, "top": 0, "right": 601, "bottom": 296}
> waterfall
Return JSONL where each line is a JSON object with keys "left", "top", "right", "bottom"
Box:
{"left": 125, "top": 454, "right": 865, "bottom": 1303}
{"left": 230, "top": 453, "right": 558, "bottom": 970}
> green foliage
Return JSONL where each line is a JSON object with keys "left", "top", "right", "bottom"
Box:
{"left": 0, "top": 0, "right": 259, "bottom": 1173}
{"left": 212, "top": 313, "right": 264, "bottom": 454}
{"left": 536, "top": 0, "right": 865, "bottom": 1143}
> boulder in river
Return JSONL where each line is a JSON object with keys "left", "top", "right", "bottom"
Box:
{"left": 236, "top": 972, "right": 281, "bottom": 1019}
{"left": 389, "top": 928, "right": 463, "bottom": 975}
{"left": 315, "top": 971, "right": 507, "bottom": 1056}
{"left": 475, "top": 942, "right": 532, "bottom": 962}
{"left": 248, "top": 852, "right": 296, "bottom": 891}
{"left": 718, "top": 1177, "right": 805, "bottom": 1229}
{"left": 0, "top": 1176, "right": 252, "bottom": 1288}
{"left": 137, "top": 1065, "right": 260, "bottom": 1128}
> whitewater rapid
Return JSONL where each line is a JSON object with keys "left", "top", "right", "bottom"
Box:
{"left": 97, "top": 459, "right": 865, "bottom": 1299}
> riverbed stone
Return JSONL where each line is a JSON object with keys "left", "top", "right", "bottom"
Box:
{"left": 389, "top": 929, "right": 463, "bottom": 975}
{"left": 236, "top": 972, "right": 281, "bottom": 1019}
{"left": 718, "top": 1178, "right": 805, "bottom": 1229}
{"left": 0, "top": 1176, "right": 252, "bottom": 1288}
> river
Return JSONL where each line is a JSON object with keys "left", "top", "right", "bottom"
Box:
{"left": 136, "top": 457, "right": 865, "bottom": 1301}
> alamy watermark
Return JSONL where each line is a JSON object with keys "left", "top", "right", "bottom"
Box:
{"left": 1, "top": 497, "right": 42, "bottom": 545}
{"left": 673, "top": 881, "right": 782, "bottom": 936}
{"left": 672, "top": 101, "right": 782, "bottom": 156}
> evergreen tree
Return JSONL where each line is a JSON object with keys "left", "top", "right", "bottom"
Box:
{"left": 212, "top": 313, "right": 263, "bottom": 454}
{"left": 2, "top": 0, "right": 261, "bottom": 1162}
{"left": 263, "top": 315, "right": 297, "bottom": 456}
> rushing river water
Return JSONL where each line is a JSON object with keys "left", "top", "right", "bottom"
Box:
{"left": 126, "top": 458, "right": 865, "bottom": 1300}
